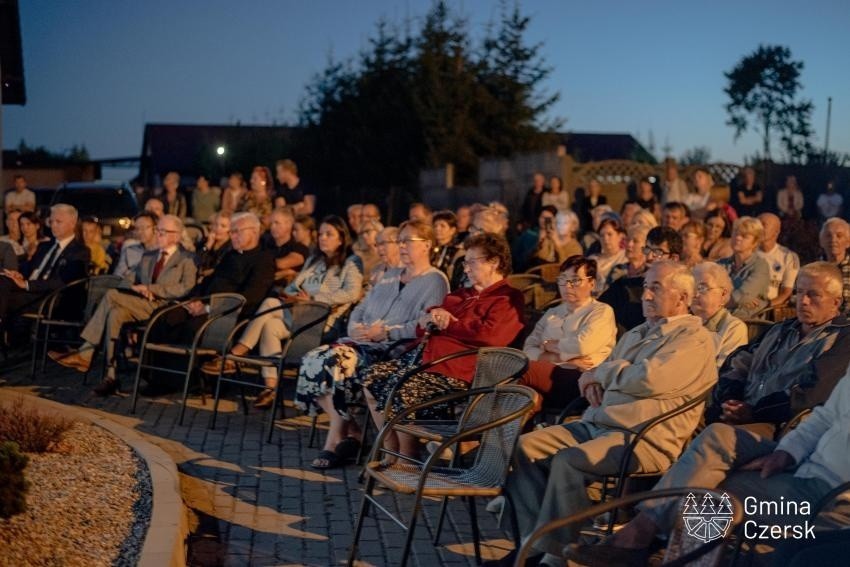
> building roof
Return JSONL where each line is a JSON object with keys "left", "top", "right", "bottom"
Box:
{"left": 556, "top": 132, "right": 656, "bottom": 164}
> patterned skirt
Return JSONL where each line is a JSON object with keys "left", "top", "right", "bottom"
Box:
{"left": 294, "top": 341, "right": 388, "bottom": 418}
{"left": 362, "top": 349, "right": 469, "bottom": 420}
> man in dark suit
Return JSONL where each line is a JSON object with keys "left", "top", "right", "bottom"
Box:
{"left": 49, "top": 214, "right": 197, "bottom": 395}
{"left": 139, "top": 211, "right": 274, "bottom": 394}
{"left": 0, "top": 204, "right": 90, "bottom": 322}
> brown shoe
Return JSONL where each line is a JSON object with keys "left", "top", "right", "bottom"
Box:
{"left": 253, "top": 388, "right": 276, "bottom": 409}
{"left": 201, "top": 356, "right": 237, "bottom": 375}
{"left": 48, "top": 350, "right": 92, "bottom": 372}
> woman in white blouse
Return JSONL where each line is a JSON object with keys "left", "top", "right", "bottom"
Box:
{"left": 520, "top": 255, "right": 617, "bottom": 410}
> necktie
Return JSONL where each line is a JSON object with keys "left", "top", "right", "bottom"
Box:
{"left": 30, "top": 243, "right": 60, "bottom": 281}
{"left": 152, "top": 250, "right": 169, "bottom": 283}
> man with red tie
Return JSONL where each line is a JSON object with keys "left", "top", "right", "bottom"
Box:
{"left": 0, "top": 204, "right": 90, "bottom": 323}
{"left": 49, "top": 214, "right": 197, "bottom": 395}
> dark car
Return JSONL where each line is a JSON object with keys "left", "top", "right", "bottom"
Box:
{"left": 50, "top": 181, "right": 139, "bottom": 240}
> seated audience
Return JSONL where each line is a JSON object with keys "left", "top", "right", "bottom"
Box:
{"left": 530, "top": 210, "right": 582, "bottom": 267}
{"left": 635, "top": 176, "right": 661, "bottom": 220}
{"left": 628, "top": 208, "right": 659, "bottom": 232}
{"left": 660, "top": 202, "right": 690, "bottom": 231}
{"left": 599, "top": 226, "right": 682, "bottom": 333}
{"left": 49, "top": 215, "right": 197, "bottom": 394}
{"left": 295, "top": 220, "right": 449, "bottom": 469}
{"left": 819, "top": 217, "right": 850, "bottom": 312}
{"left": 589, "top": 218, "right": 626, "bottom": 294}
{"left": 679, "top": 220, "right": 706, "bottom": 268}
{"left": 239, "top": 166, "right": 274, "bottom": 228}
{"left": 702, "top": 208, "right": 734, "bottom": 261}
{"left": 113, "top": 212, "right": 159, "bottom": 278}
{"left": 220, "top": 173, "right": 246, "bottom": 215}
{"left": 352, "top": 219, "right": 382, "bottom": 280}
{"left": 361, "top": 233, "right": 525, "bottom": 458}
{"left": 81, "top": 216, "right": 110, "bottom": 274}
{"left": 450, "top": 206, "right": 508, "bottom": 289}
{"left": 705, "top": 262, "right": 850, "bottom": 433}
{"left": 512, "top": 206, "right": 557, "bottom": 273}
{"left": 0, "top": 204, "right": 90, "bottom": 323}
{"left": 368, "top": 227, "right": 403, "bottom": 287}
{"left": 581, "top": 205, "right": 616, "bottom": 254}
{"left": 191, "top": 174, "right": 221, "bottom": 223}
{"left": 162, "top": 171, "right": 188, "bottom": 219}
{"left": 274, "top": 158, "right": 316, "bottom": 215}
{"left": 662, "top": 160, "right": 689, "bottom": 205}
{"left": 520, "top": 256, "right": 616, "bottom": 410}
{"left": 619, "top": 199, "right": 642, "bottom": 230}
{"left": 501, "top": 261, "right": 717, "bottom": 564}
{"left": 202, "top": 215, "right": 362, "bottom": 391}
{"left": 684, "top": 167, "right": 716, "bottom": 220}
{"left": 0, "top": 210, "right": 25, "bottom": 257}
{"left": 261, "top": 207, "right": 308, "bottom": 285}
{"left": 0, "top": 241, "right": 16, "bottom": 271}
{"left": 735, "top": 165, "right": 764, "bottom": 217}
{"left": 568, "top": 365, "right": 850, "bottom": 564}
{"left": 359, "top": 203, "right": 381, "bottom": 227}
{"left": 408, "top": 202, "right": 433, "bottom": 224}
{"left": 455, "top": 205, "right": 471, "bottom": 240}
{"left": 196, "top": 212, "right": 232, "bottom": 283}
{"left": 347, "top": 204, "right": 363, "bottom": 236}
{"left": 717, "top": 216, "right": 771, "bottom": 318}
{"left": 19, "top": 212, "right": 48, "bottom": 266}
{"left": 817, "top": 181, "right": 843, "bottom": 221}
{"left": 144, "top": 197, "right": 165, "bottom": 218}
{"left": 758, "top": 212, "right": 800, "bottom": 309}
{"left": 691, "top": 262, "right": 747, "bottom": 367}
{"left": 605, "top": 225, "right": 650, "bottom": 286}
{"left": 293, "top": 214, "right": 317, "bottom": 251}
{"left": 430, "top": 210, "right": 463, "bottom": 279}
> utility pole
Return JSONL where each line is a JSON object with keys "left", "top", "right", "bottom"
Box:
{"left": 824, "top": 96, "right": 833, "bottom": 159}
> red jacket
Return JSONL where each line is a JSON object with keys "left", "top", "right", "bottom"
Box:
{"left": 418, "top": 279, "right": 525, "bottom": 383}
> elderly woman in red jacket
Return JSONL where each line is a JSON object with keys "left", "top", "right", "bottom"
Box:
{"left": 361, "top": 232, "right": 526, "bottom": 458}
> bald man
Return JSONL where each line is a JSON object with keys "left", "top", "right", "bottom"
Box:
{"left": 758, "top": 212, "right": 800, "bottom": 308}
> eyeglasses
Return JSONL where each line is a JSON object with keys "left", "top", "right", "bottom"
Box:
{"left": 557, "top": 276, "right": 592, "bottom": 288}
{"left": 642, "top": 246, "right": 670, "bottom": 258}
{"left": 695, "top": 284, "right": 721, "bottom": 295}
{"left": 376, "top": 239, "right": 398, "bottom": 246}
{"left": 156, "top": 229, "right": 180, "bottom": 235}
{"left": 229, "top": 226, "right": 255, "bottom": 234}
{"left": 399, "top": 237, "right": 429, "bottom": 246}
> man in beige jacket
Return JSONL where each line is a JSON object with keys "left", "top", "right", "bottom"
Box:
{"left": 494, "top": 260, "right": 718, "bottom": 566}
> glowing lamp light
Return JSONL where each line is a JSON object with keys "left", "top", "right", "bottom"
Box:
{"left": 216, "top": 146, "right": 226, "bottom": 156}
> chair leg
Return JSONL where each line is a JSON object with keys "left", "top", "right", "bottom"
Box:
{"left": 308, "top": 414, "right": 319, "bottom": 448}
{"left": 130, "top": 348, "right": 146, "bottom": 414}
{"left": 39, "top": 322, "right": 51, "bottom": 375}
{"left": 504, "top": 492, "right": 522, "bottom": 551}
{"left": 178, "top": 353, "right": 196, "bottom": 426}
{"left": 433, "top": 496, "right": 450, "bottom": 545}
{"left": 210, "top": 368, "right": 225, "bottom": 430}
{"left": 467, "top": 496, "right": 482, "bottom": 565}
{"left": 266, "top": 379, "right": 285, "bottom": 444}
{"left": 347, "top": 476, "right": 376, "bottom": 566}
{"left": 30, "top": 322, "right": 40, "bottom": 379}
{"left": 399, "top": 492, "right": 425, "bottom": 567}
{"left": 355, "top": 405, "right": 372, "bottom": 464}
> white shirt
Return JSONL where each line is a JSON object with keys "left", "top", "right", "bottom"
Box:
{"left": 663, "top": 178, "right": 689, "bottom": 205}
{"left": 523, "top": 298, "right": 616, "bottom": 366}
{"left": 29, "top": 235, "right": 75, "bottom": 280}
{"left": 758, "top": 243, "right": 800, "bottom": 300}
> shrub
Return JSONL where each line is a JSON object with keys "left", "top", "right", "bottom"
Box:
{"left": 0, "top": 397, "right": 76, "bottom": 453}
{"left": 0, "top": 441, "right": 29, "bottom": 518}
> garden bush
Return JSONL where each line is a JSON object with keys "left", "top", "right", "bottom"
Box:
{"left": 0, "top": 397, "right": 75, "bottom": 453}
{"left": 0, "top": 441, "right": 28, "bottom": 518}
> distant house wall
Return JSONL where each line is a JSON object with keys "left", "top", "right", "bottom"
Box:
{"left": 2, "top": 165, "right": 98, "bottom": 189}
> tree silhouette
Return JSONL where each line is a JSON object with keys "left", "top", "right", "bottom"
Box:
{"left": 699, "top": 493, "right": 717, "bottom": 515}
{"left": 724, "top": 44, "right": 814, "bottom": 163}
{"left": 717, "top": 493, "right": 734, "bottom": 515}
{"left": 682, "top": 493, "right": 700, "bottom": 515}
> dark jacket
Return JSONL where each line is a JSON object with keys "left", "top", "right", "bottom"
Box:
{"left": 27, "top": 239, "right": 91, "bottom": 294}
{"left": 195, "top": 245, "right": 275, "bottom": 317}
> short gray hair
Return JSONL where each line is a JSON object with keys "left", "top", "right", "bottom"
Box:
{"left": 798, "top": 261, "right": 843, "bottom": 299}
{"left": 51, "top": 203, "right": 78, "bottom": 222}
{"left": 820, "top": 217, "right": 850, "bottom": 239}
{"left": 160, "top": 214, "right": 184, "bottom": 232}
{"left": 651, "top": 259, "right": 696, "bottom": 305}
{"left": 231, "top": 212, "right": 261, "bottom": 230}
{"left": 693, "top": 261, "right": 733, "bottom": 295}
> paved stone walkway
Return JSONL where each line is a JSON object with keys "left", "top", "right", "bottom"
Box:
{"left": 0, "top": 352, "right": 515, "bottom": 566}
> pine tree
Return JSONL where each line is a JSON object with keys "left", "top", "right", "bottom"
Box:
{"left": 682, "top": 493, "right": 700, "bottom": 515}
{"left": 700, "top": 493, "right": 717, "bottom": 515}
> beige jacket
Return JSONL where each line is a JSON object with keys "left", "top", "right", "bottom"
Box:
{"left": 583, "top": 315, "right": 718, "bottom": 464}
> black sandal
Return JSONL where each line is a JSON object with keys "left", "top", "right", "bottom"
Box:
{"left": 311, "top": 449, "right": 344, "bottom": 470}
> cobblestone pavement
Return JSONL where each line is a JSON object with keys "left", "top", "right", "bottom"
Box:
{"left": 0, "top": 351, "right": 515, "bottom": 566}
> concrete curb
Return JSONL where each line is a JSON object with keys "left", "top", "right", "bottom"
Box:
{"left": 0, "top": 390, "right": 188, "bottom": 567}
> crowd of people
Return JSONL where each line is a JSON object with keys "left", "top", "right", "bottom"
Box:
{"left": 2, "top": 161, "right": 850, "bottom": 565}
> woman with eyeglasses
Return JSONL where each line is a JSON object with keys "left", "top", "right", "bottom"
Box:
{"left": 717, "top": 216, "right": 771, "bottom": 318}
{"left": 202, "top": 215, "right": 363, "bottom": 408}
{"left": 368, "top": 227, "right": 403, "bottom": 287}
{"left": 295, "top": 220, "right": 450, "bottom": 469}
{"left": 691, "top": 262, "right": 747, "bottom": 367}
{"left": 520, "top": 256, "right": 616, "bottom": 411}
{"left": 360, "top": 232, "right": 526, "bottom": 459}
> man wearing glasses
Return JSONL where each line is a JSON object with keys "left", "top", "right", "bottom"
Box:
{"left": 50, "top": 215, "right": 197, "bottom": 395}
{"left": 599, "top": 226, "right": 682, "bottom": 333}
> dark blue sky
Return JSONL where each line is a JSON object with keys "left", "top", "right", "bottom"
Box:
{"left": 5, "top": 0, "right": 849, "bottom": 175}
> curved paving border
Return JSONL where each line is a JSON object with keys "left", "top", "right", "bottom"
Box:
{"left": 0, "top": 389, "right": 188, "bottom": 567}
